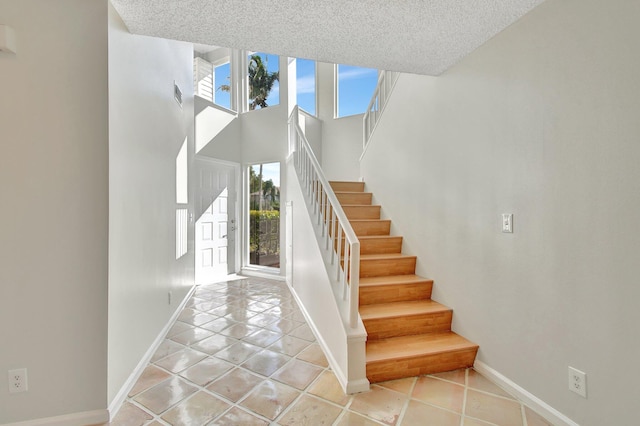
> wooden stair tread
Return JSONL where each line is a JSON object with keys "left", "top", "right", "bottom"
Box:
{"left": 343, "top": 205, "right": 380, "bottom": 210}
{"left": 335, "top": 191, "right": 373, "bottom": 204}
{"left": 335, "top": 191, "right": 372, "bottom": 194}
{"left": 328, "top": 180, "right": 478, "bottom": 381}
{"left": 321, "top": 203, "right": 377, "bottom": 207}
{"left": 359, "top": 253, "right": 417, "bottom": 277}
{"left": 349, "top": 220, "right": 391, "bottom": 224}
{"left": 343, "top": 205, "right": 381, "bottom": 220}
{"left": 349, "top": 219, "right": 391, "bottom": 226}
{"left": 359, "top": 274, "right": 433, "bottom": 306}
{"left": 360, "top": 274, "right": 432, "bottom": 287}
{"left": 330, "top": 181, "right": 365, "bottom": 192}
{"left": 361, "top": 253, "right": 416, "bottom": 261}
{"left": 349, "top": 220, "right": 391, "bottom": 236}
{"left": 358, "top": 235, "right": 403, "bottom": 254}
{"left": 360, "top": 300, "right": 450, "bottom": 320}
{"left": 366, "top": 332, "right": 478, "bottom": 363}
{"left": 358, "top": 235, "right": 401, "bottom": 241}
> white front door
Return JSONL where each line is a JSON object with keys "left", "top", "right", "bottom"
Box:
{"left": 195, "top": 158, "right": 238, "bottom": 284}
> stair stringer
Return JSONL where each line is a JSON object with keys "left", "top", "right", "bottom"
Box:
{"left": 285, "top": 159, "right": 369, "bottom": 394}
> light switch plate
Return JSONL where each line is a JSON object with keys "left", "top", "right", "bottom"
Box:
{"left": 502, "top": 213, "right": 513, "bottom": 233}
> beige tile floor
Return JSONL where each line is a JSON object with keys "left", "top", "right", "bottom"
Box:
{"left": 106, "top": 277, "right": 552, "bottom": 426}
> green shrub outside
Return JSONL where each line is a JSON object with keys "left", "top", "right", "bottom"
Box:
{"left": 249, "top": 210, "right": 280, "bottom": 254}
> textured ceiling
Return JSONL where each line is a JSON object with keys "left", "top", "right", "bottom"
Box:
{"left": 110, "top": 0, "right": 545, "bottom": 76}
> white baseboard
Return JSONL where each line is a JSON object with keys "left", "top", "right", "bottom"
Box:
{"left": 1, "top": 409, "right": 109, "bottom": 426}
{"left": 240, "top": 268, "right": 285, "bottom": 281}
{"left": 473, "top": 360, "right": 579, "bottom": 426}
{"left": 107, "top": 284, "right": 197, "bottom": 420}
{"left": 345, "top": 377, "right": 370, "bottom": 394}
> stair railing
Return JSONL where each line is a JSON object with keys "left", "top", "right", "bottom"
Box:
{"left": 289, "top": 106, "right": 361, "bottom": 329}
{"left": 362, "top": 70, "right": 400, "bottom": 151}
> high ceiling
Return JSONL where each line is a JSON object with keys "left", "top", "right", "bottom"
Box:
{"left": 110, "top": 0, "right": 545, "bottom": 76}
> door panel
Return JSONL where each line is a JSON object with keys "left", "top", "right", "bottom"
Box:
{"left": 195, "top": 158, "right": 238, "bottom": 284}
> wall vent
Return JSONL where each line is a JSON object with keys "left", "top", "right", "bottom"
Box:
{"left": 174, "top": 81, "right": 183, "bottom": 107}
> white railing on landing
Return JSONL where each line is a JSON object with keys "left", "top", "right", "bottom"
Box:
{"left": 362, "top": 71, "right": 400, "bottom": 152}
{"left": 288, "top": 106, "right": 361, "bottom": 329}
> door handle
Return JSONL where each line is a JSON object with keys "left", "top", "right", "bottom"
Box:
{"left": 222, "top": 235, "right": 227, "bottom": 238}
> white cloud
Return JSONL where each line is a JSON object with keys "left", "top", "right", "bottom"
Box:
{"left": 338, "top": 66, "right": 378, "bottom": 81}
{"left": 253, "top": 162, "right": 280, "bottom": 187}
{"left": 296, "top": 75, "right": 316, "bottom": 94}
{"left": 269, "top": 81, "right": 280, "bottom": 103}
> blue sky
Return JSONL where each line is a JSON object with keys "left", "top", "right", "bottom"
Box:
{"left": 298, "top": 61, "right": 378, "bottom": 117}
{"left": 296, "top": 59, "right": 316, "bottom": 115}
{"left": 214, "top": 62, "right": 231, "bottom": 109}
{"left": 251, "top": 162, "right": 280, "bottom": 187}
{"left": 336, "top": 65, "right": 378, "bottom": 117}
{"left": 213, "top": 54, "right": 378, "bottom": 118}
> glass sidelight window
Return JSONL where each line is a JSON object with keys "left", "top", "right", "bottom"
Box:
{"left": 249, "top": 162, "right": 280, "bottom": 268}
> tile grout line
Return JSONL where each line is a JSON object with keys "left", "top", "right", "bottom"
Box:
{"left": 392, "top": 384, "right": 414, "bottom": 426}
{"left": 460, "top": 367, "right": 469, "bottom": 426}
{"left": 126, "top": 280, "right": 302, "bottom": 424}
{"left": 394, "top": 377, "right": 416, "bottom": 426}
{"left": 112, "top": 279, "right": 538, "bottom": 426}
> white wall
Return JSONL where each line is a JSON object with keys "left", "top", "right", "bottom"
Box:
{"left": 202, "top": 47, "right": 231, "bottom": 65}
{"left": 196, "top": 55, "right": 291, "bottom": 166}
{"left": 317, "top": 62, "right": 364, "bottom": 181}
{"left": 0, "top": 0, "right": 108, "bottom": 423}
{"left": 108, "top": 3, "right": 195, "bottom": 405}
{"left": 360, "top": 0, "right": 640, "bottom": 424}
{"left": 195, "top": 97, "right": 241, "bottom": 162}
{"left": 299, "top": 110, "right": 323, "bottom": 162}
{"left": 241, "top": 56, "right": 290, "bottom": 165}
{"left": 241, "top": 105, "right": 289, "bottom": 164}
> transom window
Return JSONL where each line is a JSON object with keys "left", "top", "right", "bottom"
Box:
{"left": 336, "top": 64, "right": 378, "bottom": 118}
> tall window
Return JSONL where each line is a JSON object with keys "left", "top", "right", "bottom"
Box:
{"left": 249, "top": 162, "right": 280, "bottom": 268}
{"left": 247, "top": 53, "right": 280, "bottom": 110}
{"left": 297, "top": 59, "right": 316, "bottom": 116}
{"left": 214, "top": 61, "right": 231, "bottom": 110}
{"left": 336, "top": 64, "right": 378, "bottom": 118}
{"left": 194, "top": 55, "right": 233, "bottom": 110}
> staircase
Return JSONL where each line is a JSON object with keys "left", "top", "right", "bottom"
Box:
{"left": 331, "top": 181, "right": 479, "bottom": 383}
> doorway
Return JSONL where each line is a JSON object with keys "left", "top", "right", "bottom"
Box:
{"left": 194, "top": 157, "right": 239, "bottom": 284}
{"left": 248, "top": 162, "right": 280, "bottom": 268}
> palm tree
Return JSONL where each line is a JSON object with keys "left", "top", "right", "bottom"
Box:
{"left": 248, "top": 54, "right": 279, "bottom": 110}
{"left": 216, "top": 54, "right": 279, "bottom": 111}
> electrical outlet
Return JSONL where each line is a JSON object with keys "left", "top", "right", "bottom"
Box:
{"left": 8, "top": 368, "right": 28, "bottom": 394}
{"left": 568, "top": 366, "right": 587, "bottom": 398}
